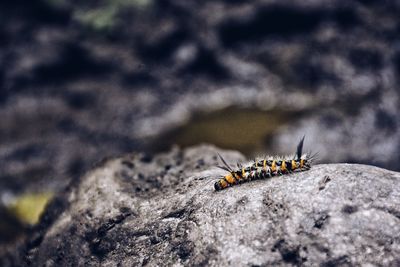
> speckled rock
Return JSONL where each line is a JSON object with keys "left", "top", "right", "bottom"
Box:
{"left": 2, "top": 0, "right": 400, "bottom": 204}
{"left": 9, "top": 145, "right": 400, "bottom": 266}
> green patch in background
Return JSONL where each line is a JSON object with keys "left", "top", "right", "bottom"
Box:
{"left": 74, "top": 0, "right": 153, "bottom": 32}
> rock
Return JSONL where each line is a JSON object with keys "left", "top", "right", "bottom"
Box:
{"left": 9, "top": 145, "right": 400, "bottom": 266}
{"left": 2, "top": 0, "right": 400, "bottom": 204}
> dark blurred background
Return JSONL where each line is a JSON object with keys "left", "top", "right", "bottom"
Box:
{"left": 1, "top": 0, "right": 399, "bottom": 258}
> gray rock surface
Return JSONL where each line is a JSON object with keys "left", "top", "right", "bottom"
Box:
{"left": 2, "top": 0, "right": 400, "bottom": 202}
{"left": 9, "top": 145, "right": 400, "bottom": 266}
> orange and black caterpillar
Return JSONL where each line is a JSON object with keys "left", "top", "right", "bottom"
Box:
{"left": 214, "top": 136, "right": 313, "bottom": 191}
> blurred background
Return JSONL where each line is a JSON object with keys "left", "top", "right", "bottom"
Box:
{"left": 1, "top": 0, "right": 399, "bottom": 259}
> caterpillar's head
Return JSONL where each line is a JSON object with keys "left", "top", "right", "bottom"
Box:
{"left": 215, "top": 153, "right": 235, "bottom": 191}
{"left": 214, "top": 180, "right": 224, "bottom": 191}
{"left": 214, "top": 173, "right": 233, "bottom": 191}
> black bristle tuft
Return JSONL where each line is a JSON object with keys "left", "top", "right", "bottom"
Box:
{"left": 296, "top": 135, "right": 306, "bottom": 159}
{"left": 217, "top": 153, "right": 233, "bottom": 172}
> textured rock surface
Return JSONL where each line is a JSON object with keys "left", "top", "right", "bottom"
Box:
{"left": 8, "top": 145, "right": 400, "bottom": 266}
{"left": 2, "top": 0, "right": 400, "bottom": 202}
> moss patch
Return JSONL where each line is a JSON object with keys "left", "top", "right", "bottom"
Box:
{"left": 7, "top": 192, "right": 54, "bottom": 225}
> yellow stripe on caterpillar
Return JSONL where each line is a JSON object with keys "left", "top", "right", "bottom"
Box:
{"left": 291, "top": 160, "right": 297, "bottom": 170}
{"left": 225, "top": 173, "right": 236, "bottom": 184}
{"left": 281, "top": 161, "right": 287, "bottom": 172}
{"left": 271, "top": 160, "right": 277, "bottom": 172}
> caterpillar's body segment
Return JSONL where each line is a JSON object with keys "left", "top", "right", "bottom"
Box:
{"left": 214, "top": 136, "right": 312, "bottom": 191}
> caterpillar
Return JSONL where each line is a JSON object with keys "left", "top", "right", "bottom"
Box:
{"left": 214, "top": 136, "right": 313, "bottom": 191}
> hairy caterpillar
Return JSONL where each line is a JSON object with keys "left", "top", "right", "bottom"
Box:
{"left": 214, "top": 136, "right": 314, "bottom": 191}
